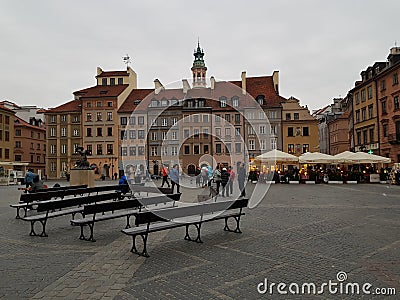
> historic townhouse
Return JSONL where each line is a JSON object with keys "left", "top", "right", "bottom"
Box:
{"left": 0, "top": 104, "right": 15, "bottom": 164}
{"left": 282, "top": 97, "right": 319, "bottom": 156}
{"left": 376, "top": 47, "right": 400, "bottom": 162}
{"left": 44, "top": 100, "right": 82, "bottom": 179}
{"left": 14, "top": 116, "right": 46, "bottom": 175}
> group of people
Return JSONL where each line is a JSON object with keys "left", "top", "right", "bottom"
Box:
{"left": 159, "top": 164, "right": 181, "bottom": 193}
{"left": 24, "top": 169, "right": 45, "bottom": 193}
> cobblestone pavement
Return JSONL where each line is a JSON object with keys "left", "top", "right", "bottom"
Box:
{"left": 0, "top": 180, "right": 399, "bottom": 299}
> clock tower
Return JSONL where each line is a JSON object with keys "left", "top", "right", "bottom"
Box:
{"left": 191, "top": 40, "right": 207, "bottom": 88}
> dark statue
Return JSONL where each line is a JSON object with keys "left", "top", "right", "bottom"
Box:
{"left": 75, "top": 146, "right": 91, "bottom": 169}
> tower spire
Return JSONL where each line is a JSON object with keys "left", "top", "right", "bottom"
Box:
{"left": 191, "top": 39, "right": 207, "bottom": 88}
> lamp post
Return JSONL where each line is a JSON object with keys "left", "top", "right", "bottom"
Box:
{"left": 110, "top": 156, "right": 116, "bottom": 180}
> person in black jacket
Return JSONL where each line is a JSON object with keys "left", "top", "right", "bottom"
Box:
{"left": 221, "top": 167, "right": 230, "bottom": 197}
{"left": 238, "top": 163, "right": 246, "bottom": 197}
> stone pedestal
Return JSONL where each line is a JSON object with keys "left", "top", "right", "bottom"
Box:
{"left": 70, "top": 169, "right": 95, "bottom": 187}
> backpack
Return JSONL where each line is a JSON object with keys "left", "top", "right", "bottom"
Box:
{"left": 213, "top": 169, "right": 222, "bottom": 182}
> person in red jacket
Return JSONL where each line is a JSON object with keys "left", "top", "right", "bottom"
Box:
{"left": 161, "top": 164, "right": 170, "bottom": 188}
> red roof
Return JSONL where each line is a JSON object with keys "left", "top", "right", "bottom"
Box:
{"left": 45, "top": 100, "right": 81, "bottom": 113}
{"left": 14, "top": 115, "right": 46, "bottom": 131}
{"left": 118, "top": 89, "right": 154, "bottom": 113}
{"left": 96, "top": 70, "right": 129, "bottom": 77}
{"left": 74, "top": 84, "right": 128, "bottom": 98}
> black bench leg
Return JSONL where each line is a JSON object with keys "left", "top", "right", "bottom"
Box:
{"left": 184, "top": 223, "right": 203, "bottom": 243}
{"left": 39, "top": 220, "right": 48, "bottom": 237}
{"left": 125, "top": 215, "right": 131, "bottom": 229}
{"left": 15, "top": 207, "right": 21, "bottom": 219}
{"left": 86, "top": 223, "right": 96, "bottom": 242}
{"left": 130, "top": 234, "right": 150, "bottom": 257}
{"left": 29, "top": 221, "right": 38, "bottom": 236}
{"left": 224, "top": 216, "right": 242, "bottom": 233}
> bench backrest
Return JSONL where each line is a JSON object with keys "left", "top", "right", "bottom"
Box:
{"left": 19, "top": 186, "right": 89, "bottom": 203}
{"left": 135, "top": 198, "right": 249, "bottom": 225}
{"left": 44, "top": 184, "right": 87, "bottom": 192}
{"left": 130, "top": 186, "right": 172, "bottom": 195}
{"left": 84, "top": 184, "right": 128, "bottom": 194}
{"left": 36, "top": 192, "right": 122, "bottom": 212}
{"left": 83, "top": 198, "right": 140, "bottom": 215}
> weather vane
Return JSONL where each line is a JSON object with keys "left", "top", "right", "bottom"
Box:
{"left": 122, "top": 54, "right": 131, "bottom": 67}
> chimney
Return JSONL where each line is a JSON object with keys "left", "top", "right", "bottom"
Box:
{"left": 272, "top": 71, "right": 279, "bottom": 94}
{"left": 97, "top": 67, "right": 103, "bottom": 76}
{"left": 241, "top": 71, "right": 246, "bottom": 95}
{"left": 154, "top": 79, "right": 163, "bottom": 95}
{"left": 210, "top": 76, "right": 215, "bottom": 90}
{"left": 182, "top": 79, "right": 191, "bottom": 94}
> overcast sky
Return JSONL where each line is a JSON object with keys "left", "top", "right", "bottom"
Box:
{"left": 1, "top": 0, "right": 399, "bottom": 111}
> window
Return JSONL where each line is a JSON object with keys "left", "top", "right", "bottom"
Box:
{"left": 383, "top": 124, "right": 388, "bottom": 137}
{"left": 162, "top": 131, "right": 167, "bottom": 140}
{"left": 356, "top": 110, "right": 360, "bottom": 123}
{"left": 121, "top": 147, "right": 127, "bottom": 156}
{"left": 269, "top": 111, "right": 276, "bottom": 119}
{"left": 233, "top": 114, "right": 240, "bottom": 124}
{"left": 172, "top": 117, "right": 178, "bottom": 126}
{"left": 288, "top": 127, "right": 294, "bottom": 136}
{"left": 302, "top": 144, "right": 309, "bottom": 153}
{"left": 138, "top": 130, "right": 145, "bottom": 139}
{"left": 270, "top": 125, "right": 276, "bottom": 135}
{"left": 271, "top": 138, "right": 277, "bottom": 150}
{"left": 97, "top": 128, "right": 102, "bottom": 136}
{"left": 294, "top": 113, "right": 299, "bottom": 120}
{"left": 86, "top": 102, "right": 92, "bottom": 108}
{"left": 118, "top": 78, "right": 123, "bottom": 85}
{"left": 363, "top": 130, "right": 368, "bottom": 144}
{"left": 259, "top": 125, "right": 265, "bottom": 134}
{"left": 225, "top": 143, "right": 231, "bottom": 153}
{"left": 110, "top": 78, "right": 115, "bottom": 85}
{"left": 249, "top": 140, "right": 255, "bottom": 150}
{"left": 303, "top": 127, "right": 309, "bottom": 136}
{"left": 61, "top": 144, "right": 66, "bottom": 154}
{"left": 0, "top": 114, "right": 2, "bottom": 123}
{"left": 232, "top": 97, "right": 239, "bottom": 107}
{"left": 183, "top": 115, "right": 190, "bottom": 123}
{"left": 107, "top": 102, "right": 113, "bottom": 107}
{"left": 361, "top": 89, "right": 366, "bottom": 102}
{"left": 203, "top": 115, "right": 209, "bottom": 123}
{"left": 162, "top": 118, "right": 168, "bottom": 126}
{"left": 86, "top": 145, "right": 92, "bottom": 155}
{"left": 87, "top": 113, "right": 92, "bottom": 122}
{"left": 369, "top": 128, "right": 374, "bottom": 143}
{"left": 394, "top": 96, "right": 399, "bottom": 110}
{"left": 257, "top": 96, "right": 264, "bottom": 105}
{"left": 107, "top": 144, "right": 113, "bottom": 155}
{"left": 97, "top": 112, "right": 102, "bottom": 121}
{"left": 96, "top": 101, "right": 102, "bottom": 107}
{"left": 367, "top": 86, "right": 373, "bottom": 99}
{"left": 0, "top": 148, "right": 2, "bottom": 158}
{"left": 15, "top": 141, "right": 21, "bottom": 148}
{"left": 37, "top": 143, "right": 40, "bottom": 150}
{"left": 102, "top": 78, "right": 107, "bottom": 85}
{"left": 138, "top": 116, "right": 144, "bottom": 125}
{"left": 381, "top": 80, "right": 386, "bottom": 91}
{"left": 285, "top": 113, "right": 291, "bottom": 120}
{"left": 15, "top": 129, "right": 21, "bottom": 136}
{"left": 235, "top": 128, "right": 241, "bottom": 136}
{"left": 15, "top": 155, "right": 21, "bottom": 161}
{"left": 61, "top": 128, "right": 66, "bottom": 137}
{"left": 382, "top": 101, "right": 387, "bottom": 114}
{"left": 107, "top": 112, "right": 113, "bottom": 121}
{"left": 357, "top": 132, "right": 361, "bottom": 145}
{"left": 138, "top": 146, "right": 144, "bottom": 156}
{"left": 87, "top": 128, "right": 92, "bottom": 137}
{"left": 61, "top": 115, "right": 67, "bottom": 122}
{"left": 129, "top": 146, "right": 136, "bottom": 156}
{"left": 184, "top": 129, "right": 190, "bottom": 138}
{"left": 97, "top": 144, "right": 103, "bottom": 155}
{"left": 107, "top": 127, "right": 112, "bottom": 136}
{"left": 203, "top": 145, "right": 209, "bottom": 154}
{"left": 203, "top": 128, "right": 209, "bottom": 137}
{"left": 129, "top": 117, "right": 136, "bottom": 125}
{"left": 50, "top": 144, "right": 57, "bottom": 154}
{"left": 235, "top": 143, "right": 241, "bottom": 153}
{"left": 184, "top": 145, "right": 190, "bottom": 155}
{"left": 194, "top": 145, "right": 200, "bottom": 155}
{"left": 225, "top": 114, "right": 231, "bottom": 123}
{"left": 162, "top": 146, "right": 168, "bottom": 156}
{"left": 129, "top": 130, "right": 136, "bottom": 139}
{"left": 171, "top": 146, "right": 178, "bottom": 156}
{"left": 247, "top": 112, "right": 254, "bottom": 119}
{"left": 215, "top": 143, "right": 222, "bottom": 154}
{"left": 248, "top": 126, "right": 255, "bottom": 135}
{"left": 355, "top": 93, "right": 360, "bottom": 105}
{"left": 151, "top": 132, "right": 158, "bottom": 141}
{"left": 220, "top": 97, "right": 227, "bottom": 107}
{"left": 50, "top": 127, "right": 56, "bottom": 137}
{"left": 172, "top": 131, "right": 177, "bottom": 140}
{"left": 31, "top": 131, "right": 34, "bottom": 138}
{"left": 4, "top": 149, "right": 9, "bottom": 159}
{"left": 393, "top": 73, "right": 399, "bottom": 85}
{"left": 120, "top": 117, "right": 127, "bottom": 125}
{"left": 368, "top": 105, "right": 373, "bottom": 119}
{"left": 288, "top": 144, "right": 295, "bottom": 154}
{"left": 225, "top": 128, "right": 231, "bottom": 136}
{"left": 215, "top": 114, "right": 221, "bottom": 123}
{"left": 30, "top": 142, "right": 34, "bottom": 149}
{"left": 361, "top": 108, "right": 366, "bottom": 121}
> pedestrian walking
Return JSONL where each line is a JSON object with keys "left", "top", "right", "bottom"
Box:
{"left": 227, "top": 166, "right": 235, "bottom": 196}
{"left": 213, "top": 166, "right": 222, "bottom": 194}
{"left": 237, "top": 163, "right": 246, "bottom": 197}
{"left": 221, "top": 167, "right": 230, "bottom": 197}
{"left": 170, "top": 164, "right": 180, "bottom": 193}
{"left": 160, "top": 164, "right": 170, "bottom": 187}
{"left": 24, "top": 168, "right": 35, "bottom": 191}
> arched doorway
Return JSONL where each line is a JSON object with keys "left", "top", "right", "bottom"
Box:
{"left": 187, "top": 164, "right": 196, "bottom": 176}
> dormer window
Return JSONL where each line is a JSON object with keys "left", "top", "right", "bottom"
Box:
{"left": 100, "top": 90, "right": 108, "bottom": 95}
{"left": 118, "top": 78, "right": 123, "bottom": 85}
{"left": 256, "top": 95, "right": 265, "bottom": 105}
{"left": 102, "top": 78, "right": 107, "bottom": 85}
{"left": 110, "top": 78, "right": 115, "bottom": 85}
{"left": 220, "top": 97, "right": 227, "bottom": 108}
{"left": 232, "top": 96, "right": 239, "bottom": 107}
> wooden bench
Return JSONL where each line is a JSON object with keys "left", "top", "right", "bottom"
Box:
{"left": 121, "top": 198, "right": 249, "bottom": 257}
{"left": 130, "top": 186, "right": 172, "bottom": 195}
{"left": 20, "top": 192, "right": 123, "bottom": 237}
{"left": 71, "top": 194, "right": 179, "bottom": 242}
{"left": 11, "top": 184, "right": 128, "bottom": 219}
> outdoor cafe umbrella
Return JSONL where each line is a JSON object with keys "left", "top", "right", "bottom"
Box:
{"left": 298, "top": 152, "right": 336, "bottom": 164}
{"left": 255, "top": 149, "right": 299, "bottom": 163}
{"left": 333, "top": 151, "right": 391, "bottom": 164}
